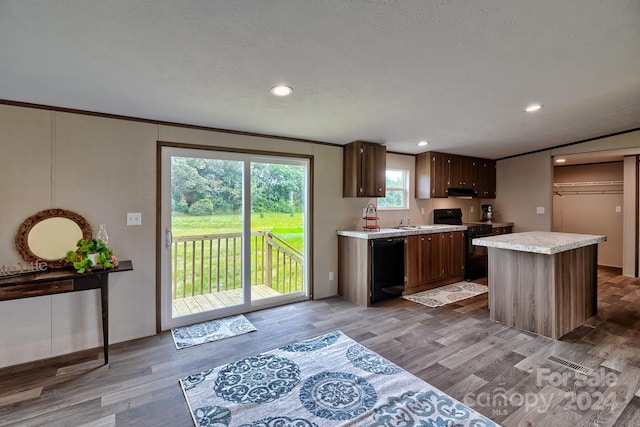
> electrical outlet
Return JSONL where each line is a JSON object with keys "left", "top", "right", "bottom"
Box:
{"left": 127, "top": 212, "right": 142, "bottom": 226}
{"left": 329, "top": 272, "right": 334, "bottom": 281}
{"left": 420, "top": 208, "right": 425, "bottom": 215}
{"left": 470, "top": 206, "right": 474, "bottom": 213}
{"left": 616, "top": 206, "right": 622, "bottom": 213}
{"left": 536, "top": 207, "right": 545, "bottom": 214}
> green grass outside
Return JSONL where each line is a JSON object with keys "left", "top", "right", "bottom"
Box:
{"left": 172, "top": 212, "right": 304, "bottom": 252}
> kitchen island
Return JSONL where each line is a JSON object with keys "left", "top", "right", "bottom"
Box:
{"left": 473, "top": 231, "right": 606, "bottom": 339}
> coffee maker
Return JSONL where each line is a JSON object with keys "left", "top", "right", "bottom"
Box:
{"left": 481, "top": 204, "right": 495, "bottom": 222}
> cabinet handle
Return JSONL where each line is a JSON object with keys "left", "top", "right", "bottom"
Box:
{"left": 378, "top": 187, "right": 382, "bottom": 192}
{"left": 359, "top": 187, "right": 363, "bottom": 193}
{"left": 166, "top": 229, "right": 173, "bottom": 248}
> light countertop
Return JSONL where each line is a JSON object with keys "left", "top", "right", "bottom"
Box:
{"left": 337, "top": 225, "right": 467, "bottom": 239}
{"left": 472, "top": 231, "right": 606, "bottom": 255}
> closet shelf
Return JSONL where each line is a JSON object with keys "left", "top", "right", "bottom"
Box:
{"left": 554, "top": 181, "right": 623, "bottom": 188}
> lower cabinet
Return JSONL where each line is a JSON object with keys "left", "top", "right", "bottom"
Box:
{"left": 405, "top": 231, "right": 465, "bottom": 294}
{"left": 491, "top": 226, "right": 513, "bottom": 236}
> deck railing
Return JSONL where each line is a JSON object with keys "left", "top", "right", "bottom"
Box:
{"left": 171, "top": 231, "right": 303, "bottom": 298}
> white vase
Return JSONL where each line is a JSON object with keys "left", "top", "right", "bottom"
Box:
{"left": 87, "top": 253, "right": 99, "bottom": 265}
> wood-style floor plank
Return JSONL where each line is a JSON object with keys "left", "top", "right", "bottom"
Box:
{"left": 1, "top": 268, "right": 639, "bottom": 426}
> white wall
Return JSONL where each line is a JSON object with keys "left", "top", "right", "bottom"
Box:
{"left": 494, "top": 151, "right": 553, "bottom": 232}
{"left": 0, "top": 104, "right": 364, "bottom": 368}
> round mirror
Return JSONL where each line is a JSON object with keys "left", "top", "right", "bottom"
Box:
{"left": 15, "top": 209, "right": 92, "bottom": 269}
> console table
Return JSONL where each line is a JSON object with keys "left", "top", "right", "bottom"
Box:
{"left": 0, "top": 260, "right": 133, "bottom": 364}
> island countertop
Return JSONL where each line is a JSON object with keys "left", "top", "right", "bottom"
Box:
{"left": 472, "top": 231, "right": 606, "bottom": 255}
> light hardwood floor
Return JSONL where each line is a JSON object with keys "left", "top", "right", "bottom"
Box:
{"left": 1, "top": 268, "right": 639, "bottom": 426}
{"left": 172, "top": 284, "right": 282, "bottom": 316}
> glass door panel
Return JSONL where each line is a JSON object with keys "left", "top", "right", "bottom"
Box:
{"left": 160, "top": 146, "right": 309, "bottom": 330}
{"left": 250, "top": 160, "right": 307, "bottom": 302}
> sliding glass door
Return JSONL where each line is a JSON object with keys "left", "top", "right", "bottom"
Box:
{"left": 160, "top": 146, "right": 310, "bottom": 330}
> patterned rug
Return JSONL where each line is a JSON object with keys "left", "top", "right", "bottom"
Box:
{"left": 171, "top": 314, "right": 257, "bottom": 349}
{"left": 179, "top": 330, "right": 498, "bottom": 426}
{"left": 403, "top": 282, "right": 488, "bottom": 308}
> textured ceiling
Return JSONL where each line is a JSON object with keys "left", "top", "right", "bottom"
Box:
{"left": 1, "top": 0, "right": 639, "bottom": 158}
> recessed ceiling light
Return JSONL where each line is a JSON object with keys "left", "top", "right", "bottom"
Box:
{"left": 555, "top": 158, "right": 566, "bottom": 163}
{"left": 524, "top": 103, "right": 543, "bottom": 112}
{"left": 270, "top": 85, "right": 293, "bottom": 97}
{"left": 418, "top": 141, "right": 429, "bottom": 147}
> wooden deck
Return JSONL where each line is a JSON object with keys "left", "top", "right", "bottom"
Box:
{"left": 172, "top": 285, "right": 282, "bottom": 316}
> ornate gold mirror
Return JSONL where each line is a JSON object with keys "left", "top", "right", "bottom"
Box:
{"left": 15, "top": 209, "right": 92, "bottom": 269}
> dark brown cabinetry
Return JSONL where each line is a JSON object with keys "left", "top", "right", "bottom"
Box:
{"left": 343, "top": 140, "right": 386, "bottom": 197}
{"left": 415, "top": 152, "right": 450, "bottom": 198}
{"left": 449, "top": 155, "right": 476, "bottom": 189}
{"left": 416, "top": 152, "right": 496, "bottom": 199}
{"left": 491, "top": 225, "right": 513, "bottom": 235}
{"left": 405, "top": 231, "right": 465, "bottom": 293}
{"left": 445, "top": 231, "right": 466, "bottom": 277}
{"left": 475, "top": 159, "right": 497, "bottom": 198}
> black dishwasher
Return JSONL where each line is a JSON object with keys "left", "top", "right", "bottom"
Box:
{"left": 370, "top": 237, "right": 406, "bottom": 304}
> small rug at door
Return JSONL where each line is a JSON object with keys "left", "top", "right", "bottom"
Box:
{"left": 403, "top": 282, "right": 488, "bottom": 308}
{"left": 179, "top": 330, "right": 499, "bottom": 427}
{"left": 171, "top": 315, "right": 257, "bottom": 349}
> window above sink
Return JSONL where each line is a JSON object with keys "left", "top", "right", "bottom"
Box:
{"left": 378, "top": 169, "right": 409, "bottom": 210}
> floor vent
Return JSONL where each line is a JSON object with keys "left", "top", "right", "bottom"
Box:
{"left": 547, "top": 355, "right": 593, "bottom": 375}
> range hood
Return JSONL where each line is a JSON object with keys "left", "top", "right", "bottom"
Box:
{"left": 447, "top": 187, "right": 477, "bottom": 198}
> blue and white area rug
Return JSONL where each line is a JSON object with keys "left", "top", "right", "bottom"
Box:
{"left": 403, "top": 282, "right": 488, "bottom": 308}
{"left": 179, "top": 330, "right": 498, "bottom": 426}
{"left": 172, "top": 315, "right": 257, "bottom": 349}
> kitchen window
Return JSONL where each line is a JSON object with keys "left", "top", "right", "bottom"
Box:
{"left": 378, "top": 169, "right": 409, "bottom": 210}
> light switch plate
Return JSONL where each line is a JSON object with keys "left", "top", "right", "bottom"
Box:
{"left": 536, "top": 207, "right": 545, "bottom": 214}
{"left": 616, "top": 206, "right": 622, "bottom": 213}
{"left": 127, "top": 212, "right": 142, "bottom": 226}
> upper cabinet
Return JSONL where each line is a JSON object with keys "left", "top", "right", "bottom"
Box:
{"left": 416, "top": 151, "right": 496, "bottom": 199}
{"left": 475, "top": 159, "right": 497, "bottom": 198}
{"left": 415, "top": 152, "right": 449, "bottom": 198}
{"left": 343, "top": 141, "right": 386, "bottom": 198}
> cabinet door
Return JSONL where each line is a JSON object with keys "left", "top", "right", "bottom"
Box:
{"left": 476, "top": 159, "right": 496, "bottom": 198}
{"left": 445, "top": 231, "right": 465, "bottom": 277}
{"left": 424, "top": 233, "right": 444, "bottom": 281}
{"left": 406, "top": 235, "right": 425, "bottom": 285}
{"left": 343, "top": 141, "right": 386, "bottom": 197}
{"left": 487, "top": 160, "right": 496, "bottom": 198}
{"left": 449, "top": 154, "right": 463, "bottom": 188}
{"left": 360, "top": 142, "right": 386, "bottom": 197}
{"left": 431, "top": 153, "right": 450, "bottom": 198}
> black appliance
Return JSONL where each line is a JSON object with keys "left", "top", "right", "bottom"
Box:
{"left": 433, "top": 208, "right": 492, "bottom": 280}
{"left": 370, "top": 237, "right": 406, "bottom": 304}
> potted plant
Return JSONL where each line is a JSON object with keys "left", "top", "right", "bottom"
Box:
{"left": 65, "top": 238, "right": 115, "bottom": 273}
